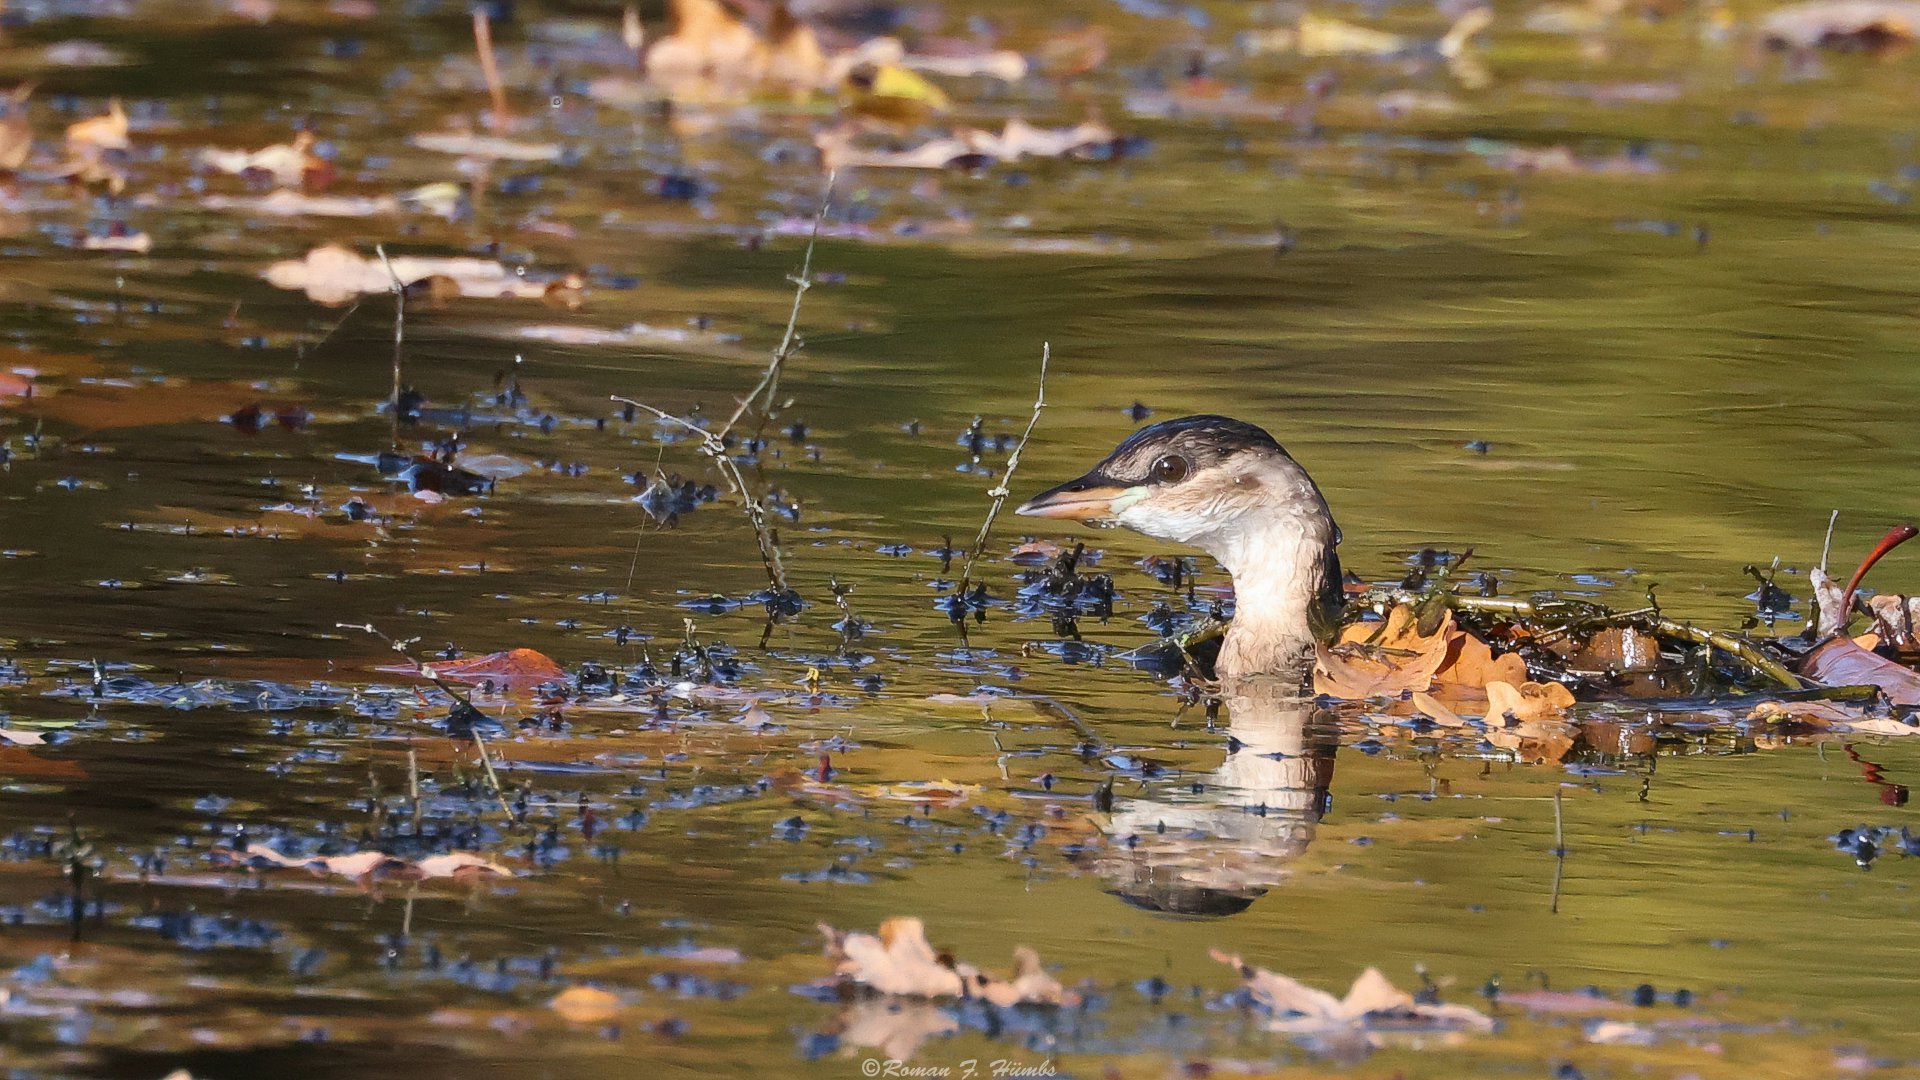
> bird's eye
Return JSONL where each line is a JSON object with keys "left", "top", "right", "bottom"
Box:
{"left": 1150, "top": 455, "right": 1190, "bottom": 484}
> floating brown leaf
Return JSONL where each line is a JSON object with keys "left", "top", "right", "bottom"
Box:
{"left": 1313, "top": 606, "right": 1453, "bottom": 699}
{"left": 1435, "top": 629, "right": 1529, "bottom": 691}
{"left": 1484, "top": 679, "right": 1576, "bottom": 721}
{"left": 1798, "top": 636, "right": 1920, "bottom": 706}
{"left": 1762, "top": 0, "right": 1920, "bottom": 50}
{"left": 1748, "top": 698, "right": 1878, "bottom": 728}
{"left": 417, "top": 647, "right": 567, "bottom": 688}
{"left": 264, "top": 245, "right": 580, "bottom": 305}
{"left": 821, "top": 917, "right": 1080, "bottom": 1007}
{"left": 60, "top": 97, "right": 129, "bottom": 192}
{"left": 0, "top": 84, "right": 33, "bottom": 173}
{"left": 1210, "top": 948, "right": 1493, "bottom": 1045}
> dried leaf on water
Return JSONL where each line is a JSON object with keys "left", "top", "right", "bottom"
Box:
{"left": 1245, "top": 14, "right": 1410, "bottom": 57}
{"left": 820, "top": 917, "right": 1080, "bottom": 1007}
{"left": 263, "top": 245, "right": 581, "bottom": 305}
{"left": 1798, "top": 636, "right": 1920, "bottom": 706}
{"left": 0, "top": 84, "right": 34, "bottom": 173}
{"left": 198, "top": 131, "right": 327, "bottom": 188}
{"left": 1749, "top": 698, "right": 1919, "bottom": 735}
{"left": 644, "top": 0, "right": 770, "bottom": 101}
{"left": 1411, "top": 691, "right": 1469, "bottom": 726}
{"left": 221, "top": 845, "right": 514, "bottom": 880}
{"left": 1211, "top": 948, "right": 1493, "bottom": 1044}
{"left": 60, "top": 97, "right": 130, "bottom": 192}
{"left": 1435, "top": 630, "right": 1529, "bottom": 692}
{"left": 1761, "top": 0, "right": 1920, "bottom": 50}
{"left": 408, "top": 131, "right": 565, "bottom": 162}
{"left": 413, "top": 647, "right": 567, "bottom": 688}
{"left": 201, "top": 190, "right": 402, "bottom": 218}
{"left": 65, "top": 98, "right": 129, "bottom": 152}
{"left": 1865, "top": 592, "right": 1920, "bottom": 649}
{"left": 815, "top": 118, "right": 1118, "bottom": 171}
{"left": 1313, "top": 606, "right": 1454, "bottom": 699}
{"left": 548, "top": 985, "right": 625, "bottom": 1023}
{"left": 1484, "top": 679, "right": 1576, "bottom": 721}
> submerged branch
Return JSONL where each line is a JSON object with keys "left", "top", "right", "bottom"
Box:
{"left": 1401, "top": 591, "right": 1805, "bottom": 690}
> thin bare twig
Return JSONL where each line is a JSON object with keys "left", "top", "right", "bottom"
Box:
{"left": 719, "top": 172, "right": 835, "bottom": 444}
{"left": 473, "top": 8, "right": 511, "bottom": 132}
{"left": 1385, "top": 589, "right": 1804, "bottom": 690}
{"left": 610, "top": 397, "right": 792, "bottom": 604}
{"left": 374, "top": 244, "right": 404, "bottom": 453}
{"left": 954, "top": 343, "right": 1050, "bottom": 599}
{"left": 297, "top": 298, "right": 362, "bottom": 366}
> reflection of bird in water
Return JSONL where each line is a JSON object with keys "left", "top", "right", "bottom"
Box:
{"left": 1087, "top": 678, "right": 1337, "bottom": 917}
{"left": 1018, "top": 414, "right": 1342, "bottom": 679}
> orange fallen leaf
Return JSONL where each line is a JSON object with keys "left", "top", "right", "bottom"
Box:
{"left": 422, "top": 648, "right": 568, "bottom": 688}
{"left": 26, "top": 379, "right": 265, "bottom": 432}
{"left": 1434, "top": 630, "right": 1527, "bottom": 691}
{"left": 1486, "top": 720, "right": 1575, "bottom": 765}
{"left": 0, "top": 746, "right": 86, "bottom": 779}
{"left": 1313, "top": 605, "right": 1453, "bottom": 699}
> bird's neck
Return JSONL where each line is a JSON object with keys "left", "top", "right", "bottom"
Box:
{"left": 1210, "top": 517, "right": 1336, "bottom": 679}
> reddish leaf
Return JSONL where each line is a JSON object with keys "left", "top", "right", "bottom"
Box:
{"left": 1797, "top": 636, "right": 1920, "bottom": 707}
{"left": 425, "top": 648, "right": 567, "bottom": 687}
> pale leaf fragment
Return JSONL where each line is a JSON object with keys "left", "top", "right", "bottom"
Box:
{"left": 821, "top": 917, "right": 1079, "bottom": 1006}
{"left": 549, "top": 985, "right": 624, "bottom": 1024}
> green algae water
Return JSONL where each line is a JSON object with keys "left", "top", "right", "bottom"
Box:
{"left": 1, "top": 1, "right": 1920, "bottom": 1077}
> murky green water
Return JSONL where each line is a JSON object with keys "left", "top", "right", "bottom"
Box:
{"left": 2, "top": 1, "right": 1920, "bottom": 1076}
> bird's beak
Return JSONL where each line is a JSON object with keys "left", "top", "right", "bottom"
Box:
{"left": 1016, "top": 474, "right": 1137, "bottom": 522}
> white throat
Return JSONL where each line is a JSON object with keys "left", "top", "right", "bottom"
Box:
{"left": 1212, "top": 518, "right": 1332, "bottom": 678}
